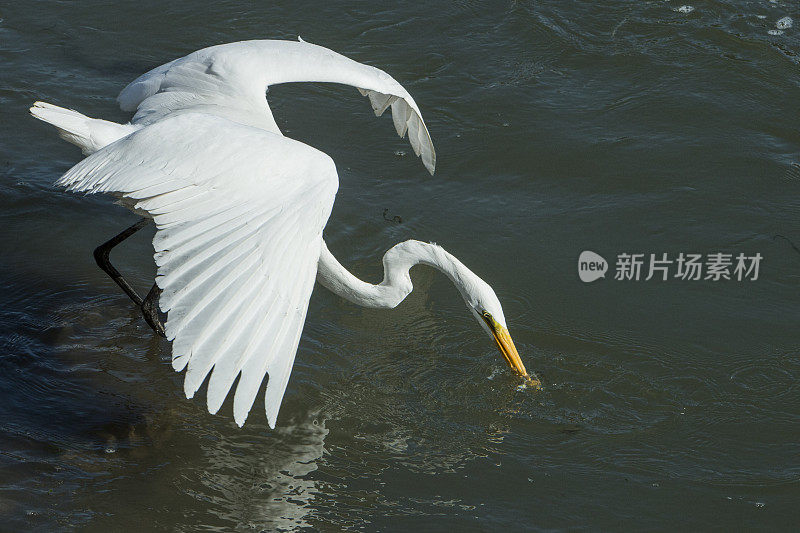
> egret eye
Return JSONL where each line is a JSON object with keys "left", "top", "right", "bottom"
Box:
{"left": 482, "top": 311, "right": 492, "bottom": 321}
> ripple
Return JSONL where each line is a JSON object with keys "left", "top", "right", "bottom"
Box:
{"left": 729, "top": 360, "right": 797, "bottom": 397}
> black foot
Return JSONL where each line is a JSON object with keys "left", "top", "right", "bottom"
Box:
{"left": 141, "top": 283, "right": 166, "bottom": 338}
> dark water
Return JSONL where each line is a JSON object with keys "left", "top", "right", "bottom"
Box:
{"left": 2, "top": 0, "right": 800, "bottom": 530}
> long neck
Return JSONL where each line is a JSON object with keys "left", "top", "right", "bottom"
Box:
{"left": 316, "top": 239, "right": 469, "bottom": 309}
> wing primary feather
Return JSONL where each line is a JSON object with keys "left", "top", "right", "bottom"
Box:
{"left": 170, "top": 247, "right": 261, "bottom": 365}
{"left": 201, "top": 214, "right": 313, "bottom": 412}
{"left": 182, "top": 266, "right": 264, "bottom": 396}
{"left": 180, "top": 252, "right": 263, "bottom": 397}
{"left": 229, "top": 219, "right": 311, "bottom": 426}
{"left": 262, "top": 251, "right": 319, "bottom": 428}
{"left": 203, "top": 206, "right": 309, "bottom": 417}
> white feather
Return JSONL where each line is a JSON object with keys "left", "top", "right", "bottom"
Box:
{"left": 117, "top": 39, "right": 436, "bottom": 174}
{"left": 59, "top": 112, "right": 338, "bottom": 428}
{"left": 29, "top": 101, "right": 137, "bottom": 155}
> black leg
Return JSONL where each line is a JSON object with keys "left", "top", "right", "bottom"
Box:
{"left": 142, "top": 283, "right": 166, "bottom": 338}
{"left": 94, "top": 218, "right": 148, "bottom": 306}
{"left": 93, "top": 217, "right": 165, "bottom": 337}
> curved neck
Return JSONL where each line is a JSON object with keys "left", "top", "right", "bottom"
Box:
{"left": 316, "top": 239, "right": 470, "bottom": 309}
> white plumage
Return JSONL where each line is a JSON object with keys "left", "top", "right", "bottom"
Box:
{"left": 30, "top": 101, "right": 137, "bottom": 155}
{"left": 59, "top": 113, "right": 338, "bottom": 427}
{"left": 35, "top": 39, "right": 438, "bottom": 428}
{"left": 33, "top": 39, "right": 532, "bottom": 429}
{"left": 118, "top": 39, "right": 435, "bottom": 173}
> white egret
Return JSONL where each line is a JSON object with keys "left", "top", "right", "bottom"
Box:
{"left": 31, "top": 39, "right": 536, "bottom": 429}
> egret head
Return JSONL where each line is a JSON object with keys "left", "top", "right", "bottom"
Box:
{"left": 382, "top": 239, "right": 539, "bottom": 386}
{"left": 456, "top": 269, "right": 538, "bottom": 387}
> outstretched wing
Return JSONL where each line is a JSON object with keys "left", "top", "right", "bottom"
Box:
{"left": 117, "top": 39, "right": 436, "bottom": 174}
{"left": 59, "top": 112, "right": 339, "bottom": 428}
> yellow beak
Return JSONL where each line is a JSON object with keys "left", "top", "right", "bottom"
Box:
{"left": 491, "top": 325, "right": 527, "bottom": 377}
{"left": 484, "top": 316, "right": 541, "bottom": 389}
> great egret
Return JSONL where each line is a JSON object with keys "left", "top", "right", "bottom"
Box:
{"left": 31, "top": 39, "right": 536, "bottom": 429}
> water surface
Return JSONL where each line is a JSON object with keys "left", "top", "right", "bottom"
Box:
{"left": 1, "top": 0, "right": 799, "bottom": 530}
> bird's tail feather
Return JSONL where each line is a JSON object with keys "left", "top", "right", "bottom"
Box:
{"left": 29, "top": 101, "right": 136, "bottom": 155}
